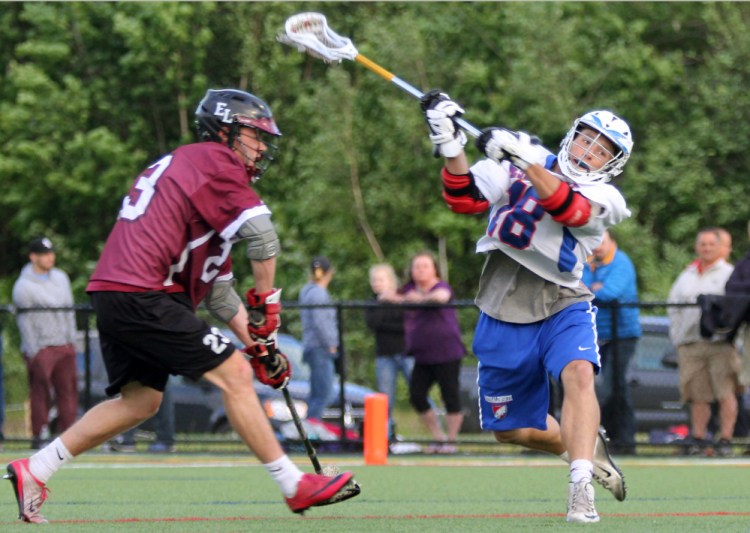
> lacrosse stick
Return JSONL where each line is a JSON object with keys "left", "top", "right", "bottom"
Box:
{"left": 282, "top": 382, "right": 361, "bottom": 502}
{"left": 278, "top": 12, "right": 482, "bottom": 138}
{"left": 282, "top": 386, "right": 323, "bottom": 474}
{"left": 260, "top": 341, "right": 361, "bottom": 501}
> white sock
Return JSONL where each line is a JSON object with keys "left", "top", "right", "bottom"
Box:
{"left": 559, "top": 451, "right": 570, "bottom": 463}
{"left": 29, "top": 437, "right": 73, "bottom": 484}
{"left": 570, "top": 459, "right": 594, "bottom": 484}
{"left": 264, "top": 455, "right": 304, "bottom": 498}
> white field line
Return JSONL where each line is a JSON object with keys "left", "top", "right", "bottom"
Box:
{"left": 60, "top": 455, "right": 750, "bottom": 469}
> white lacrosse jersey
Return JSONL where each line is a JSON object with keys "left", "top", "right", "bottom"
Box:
{"left": 471, "top": 158, "right": 631, "bottom": 289}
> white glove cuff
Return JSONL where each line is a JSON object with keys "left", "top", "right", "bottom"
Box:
{"left": 439, "top": 130, "right": 467, "bottom": 158}
{"left": 510, "top": 158, "right": 530, "bottom": 170}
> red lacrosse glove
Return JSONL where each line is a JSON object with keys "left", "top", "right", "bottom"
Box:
{"left": 243, "top": 341, "right": 291, "bottom": 390}
{"left": 246, "top": 288, "right": 282, "bottom": 341}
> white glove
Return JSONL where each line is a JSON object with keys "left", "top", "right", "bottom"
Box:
{"left": 424, "top": 100, "right": 467, "bottom": 158}
{"left": 476, "top": 128, "right": 517, "bottom": 164}
{"left": 503, "top": 131, "right": 540, "bottom": 170}
{"left": 477, "top": 128, "right": 540, "bottom": 170}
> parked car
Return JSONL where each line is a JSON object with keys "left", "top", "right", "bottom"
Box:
{"left": 74, "top": 329, "right": 375, "bottom": 442}
{"left": 624, "top": 316, "right": 686, "bottom": 431}
{"left": 459, "top": 316, "right": 689, "bottom": 433}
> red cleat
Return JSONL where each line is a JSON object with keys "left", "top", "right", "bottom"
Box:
{"left": 285, "top": 471, "right": 357, "bottom": 514}
{"left": 4, "top": 458, "right": 50, "bottom": 524}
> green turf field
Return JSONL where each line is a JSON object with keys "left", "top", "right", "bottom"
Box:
{"left": 0, "top": 452, "right": 748, "bottom": 532}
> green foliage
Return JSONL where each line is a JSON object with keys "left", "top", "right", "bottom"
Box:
{"left": 2, "top": 2, "right": 750, "bottom": 305}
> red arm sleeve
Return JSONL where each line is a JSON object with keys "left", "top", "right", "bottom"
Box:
{"left": 537, "top": 181, "right": 592, "bottom": 227}
{"left": 441, "top": 167, "right": 489, "bottom": 215}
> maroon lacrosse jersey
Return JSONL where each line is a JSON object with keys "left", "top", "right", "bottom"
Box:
{"left": 87, "top": 142, "right": 270, "bottom": 307}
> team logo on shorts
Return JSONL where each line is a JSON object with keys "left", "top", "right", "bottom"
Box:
{"left": 485, "top": 394, "right": 513, "bottom": 420}
{"left": 492, "top": 404, "right": 509, "bottom": 420}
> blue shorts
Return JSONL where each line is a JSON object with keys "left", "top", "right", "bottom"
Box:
{"left": 472, "top": 302, "right": 600, "bottom": 432}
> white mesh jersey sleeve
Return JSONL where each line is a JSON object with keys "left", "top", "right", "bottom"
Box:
{"left": 471, "top": 161, "right": 631, "bottom": 288}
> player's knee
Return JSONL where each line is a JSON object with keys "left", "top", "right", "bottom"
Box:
{"left": 494, "top": 429, "right": 522, "bottom": 444}
{"left": 119, "top": 385, "right": 162, "bottom": 421}
{"left": 121, "top": 396, "right": 161, "bottom": 424}
{"left": 209, "top": 352, "right": 255, "bottom": 394}
{"left": 143, "top": 399, "right": 162, "bottom": 419}
{"left": 561, "top": 360, "right": 596, "bottom": 390}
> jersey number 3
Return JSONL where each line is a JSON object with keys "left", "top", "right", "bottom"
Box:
{"left": 119, "top": 155, "right": 173, "bottom": 221}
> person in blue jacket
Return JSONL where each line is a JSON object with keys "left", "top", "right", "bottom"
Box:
{"left": 583, "top": 229, "right": 641, "bottom": 454}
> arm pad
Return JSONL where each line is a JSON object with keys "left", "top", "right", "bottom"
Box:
{"left": 205, "top": 280, "right": 243, "bottom": 323}
{"left": 538, "top": 181, "right": 592, "bottom": 227}
{"left": 236, "top": 214, "right": 281, "bottom": 261}
{"left": 441, "top": 167, "right": 489, "bottom": 214}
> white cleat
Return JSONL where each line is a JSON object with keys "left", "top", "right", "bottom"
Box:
{"left": 566, "top": 480, "right": 600, "bottom": 523}
{"left": 592, "top": 427, "right": 627, "bottom": 501}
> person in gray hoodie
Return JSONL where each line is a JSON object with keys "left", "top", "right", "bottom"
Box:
{"left": 299, "top": 256, "right": 339, "bottom": 425}
{"left": 12, "top": 237, "right": 77, "bottom": 449}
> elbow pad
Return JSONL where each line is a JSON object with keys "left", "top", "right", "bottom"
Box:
{"left": 441, "top": 167, "right": 489, "bottom": 214}
{"left": 538, "top": 182, "right": 591, "bottom": 227}
{"left": 236, "top": 214, "right": 281, "bottom": 261}
{"left": 205, "top": 280, "right": 243, "bottom": 323}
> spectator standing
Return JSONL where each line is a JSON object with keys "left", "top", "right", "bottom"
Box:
{"left": 420, "top": 90, "right": 632, "bottom": 521}
{"left": 299, "top": 256, "right": 339, "bottom": 428}
{"left": 668, "top": 228, "right": 741, "bottom": 456}
{"left": 364, "top": 263, "right": 412, "bottom": 439}
{"left": 385, "top": 251, "right": 465, "bottom": 454}
{"left": 12, "top": 237, "right": 78, "bottom": 450}
{"left": 5, "top": 89, "right": 356, "bottom": 524}
{"left": 691, "top": 227, "right": 745, "bottom": 438}
{"left": 582, "top": 230, "right": 641, "bottom": 454}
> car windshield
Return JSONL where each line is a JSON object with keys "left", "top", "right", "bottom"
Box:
{"left": 632, "top": 332, "right": 675, "bottom": 371}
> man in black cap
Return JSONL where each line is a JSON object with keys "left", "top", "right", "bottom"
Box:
{"left": 12, "top": 237, "right": 78, "bottom": 450}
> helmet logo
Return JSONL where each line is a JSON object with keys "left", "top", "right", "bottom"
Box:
{"left": 213, "top": 102, "right": 232, "bottom": 124}
{"left": 586, "top": 114, "right": 630, "bottom": 154}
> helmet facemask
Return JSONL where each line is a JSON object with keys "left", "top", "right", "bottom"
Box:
{"left": 228, "top": 121, "right": 280, "bottom": 182}
{"left": 557, "top": 110, "right": 632, "bottom": 184}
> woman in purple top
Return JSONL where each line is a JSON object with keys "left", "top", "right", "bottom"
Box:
{"left": 387, "top": 251, "right": 465, "bottom": 453}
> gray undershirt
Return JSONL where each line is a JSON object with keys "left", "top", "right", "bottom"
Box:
{"left": 475, "top": 251, "right": 593, "bottom": 324}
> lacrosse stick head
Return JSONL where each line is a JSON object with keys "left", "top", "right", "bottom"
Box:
{"left": 277, "top": 12, "right": 359, "bottom": 63}
{"left": 321, "top": 464, "right": 362, "bottom": 502}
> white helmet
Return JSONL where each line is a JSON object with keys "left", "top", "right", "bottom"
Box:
{"left": 557, "top": 110, "right": 633, "bottom": 184}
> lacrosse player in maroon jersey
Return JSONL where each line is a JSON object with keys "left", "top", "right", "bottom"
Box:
{"left": 5, "top": 89, "right": 357, "bottom": 524}
{"left": 421, "top": 90, "right": 633, "bottom": 523}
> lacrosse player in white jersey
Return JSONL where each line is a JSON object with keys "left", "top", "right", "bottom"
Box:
{"left": 420, "top": 90, "right": 633, "bottom": 523}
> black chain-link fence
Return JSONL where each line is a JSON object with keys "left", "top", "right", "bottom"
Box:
{"left": 1, "top": 300, "right": 748, "bottom": 455}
